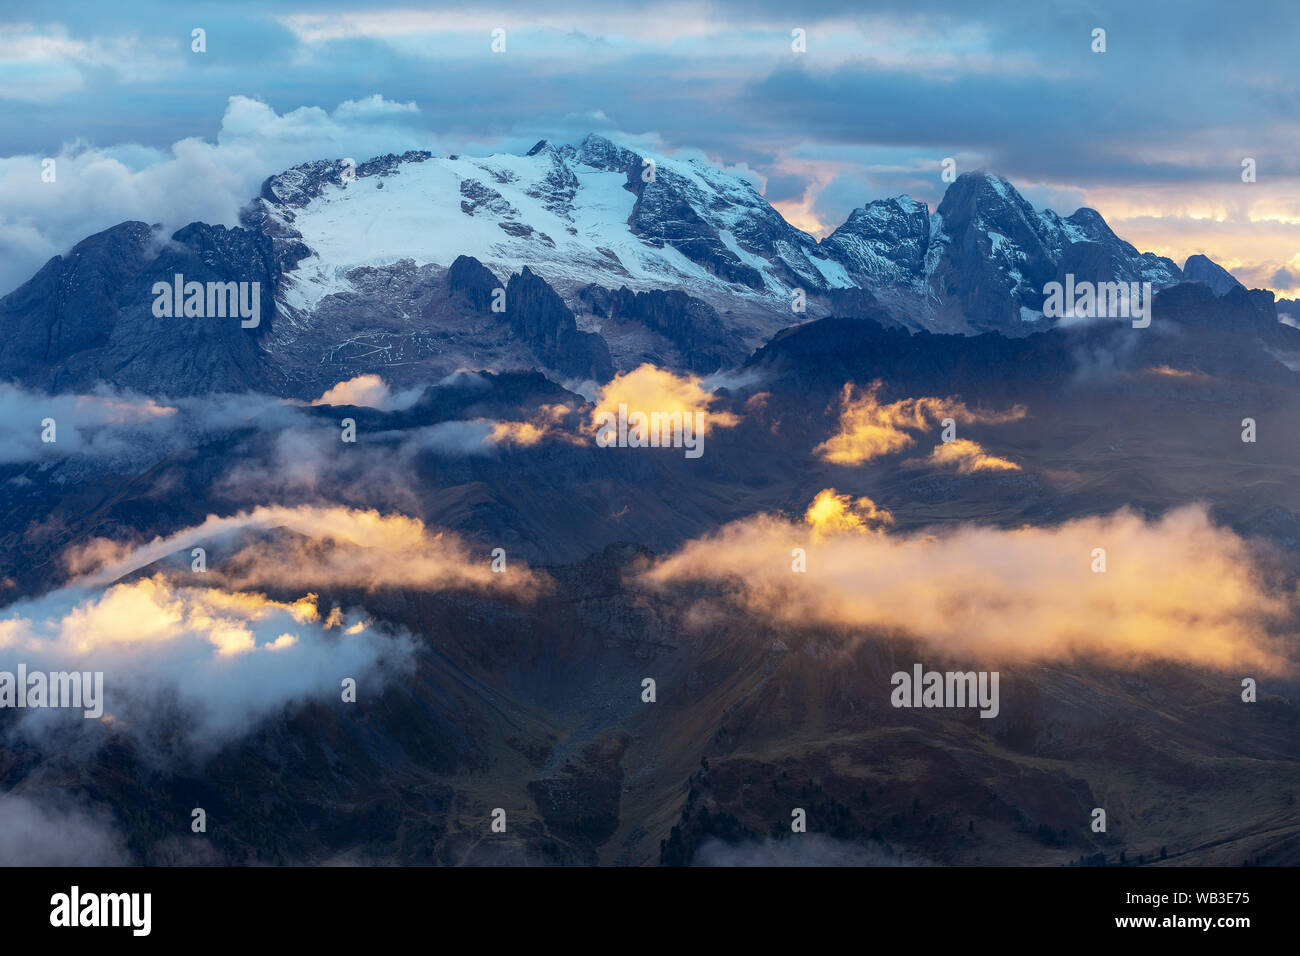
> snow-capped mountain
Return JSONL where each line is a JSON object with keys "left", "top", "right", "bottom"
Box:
{"left": 824, "top": 172, "right": 1184, "bottom": 333}
{"left": 0, "top": 133, "right": 1258, "bottom": 397}
{"left": 245, "top": 135, "right": 853, "bottom": 332}
{"left": 242, "top": 135, "right": 1196, "bottom": 342}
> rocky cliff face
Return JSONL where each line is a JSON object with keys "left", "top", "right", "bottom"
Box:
{"left": 0, "top": 220, "right": 306, "bottom": 396}
{"left": 504, "top": 266, "right": 614, "bottom": 382}
{"left": 575, "top": 284, "right": 747, "bottom": 373}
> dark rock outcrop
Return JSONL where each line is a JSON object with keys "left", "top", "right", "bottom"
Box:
{"left": 577, "top": 284, "right": 746, "bottom": 373}
{"left": 1183, "top": 253, "right": 1244, "bottom": 296}
{"left": 505, "top": 267, "right": 614, "bottom": 381}
{"left": 0, "top": 220, "right": 307, "bottom": 396}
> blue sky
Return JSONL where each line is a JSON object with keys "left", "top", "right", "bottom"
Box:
{"left": 2, "top": 0, "right": 1298, "bottom": 296}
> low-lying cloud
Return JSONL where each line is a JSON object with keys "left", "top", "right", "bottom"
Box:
{"left": 0, "top": 574, "right": 413, "bottom": 757}
{"left": 908, "top": 439, "right": 1021, "bottom": 474}
{"left": 63, "top": 504, "right": 549, "bottom": 597}
{"left": 2, "top": 503, "right": 550, "bottom": 758}
{"left": 310, "top": 374, "right": 425, "bottom": 411}
{"left": 589, "top": 363, "right": 740, "bottom": 437}
{"left": 642, "top": 492, "right": 1295, "bottom": 674}
{"left": 814, "top": 383, "right": 1025, "bottom": 465}
{"left": 0, "top": 794, "right": 129, "bottom": 866}
{"left": 0, "top": 381, "right": 304, "bottom": 470}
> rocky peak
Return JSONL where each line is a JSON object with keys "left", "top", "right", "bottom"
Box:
{"left": 505, "top": 267, "right": 614, "bottom": 381}
{"left": 446, "top": 254, "right": 500, "bottom": 312}
{"left": 823, "top": 196, "right": 933, "bottom": 283}
{"left": 573, "top": 134, "right": 641, "bottom": 174}
{"left": 1183, "top": 254, "right": 1244, "bottom": 296}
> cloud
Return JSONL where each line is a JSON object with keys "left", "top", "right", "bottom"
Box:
{"left": 804, "top": 488, "right": 894, "bottom": 535}
{"left": 4, "top": 2, "right": 1299, "bottom": 299}
{"left": 641, "top": 494, "right": 1296, "bottom": 674}
{"left": 62, "top": 505, "right": 549, "bottom": 597}
{"left": 311, "top": 374, "right": 424, "bottom": 411}
{"left": 0, "top": 382, "right": 176, "bottom": 464}
{"left": 0, "top": 23, "right": 177, "bottom": 101}
{"left": 1141, "top": 365, "right": 1214, "bottom": 384}
{"left": 211, "top": 403, "right": 580, "bottom": 512}
{"left": 0, "top": 382, "right": 311, "bottom": 477}
{"left": 2, "top": 501, "right": 552, "bottom": 757}
{"left": 401, "top": 420, "right": 499, "bottom": 457}
{"left": 0, "top": 794, "right": 129, "bottom": 866}
{"left": 814, "top": 382, "right": 1025, "bottom": 465}
{"left": 589, "top": 364, "right": 740, "bottom": 436}
{"left": 489, "top": 403, "right": 576, "bottom": 447}
{"left": 0, "top": 94, "right": 437, "bottom": 296}
{"left": 0, "top": 574, "right": 413, "bottom": 757}
{"left": 907, "top": 438, "right": 1020, "bottom": 474}
{"left": 382, "top": 402, "right": 579, "bottom": 458}
{"left": 0, "top": 376, "right": 573, "bottom": 512}
{"left": 437, "top": 369, "right": 492, "bottom": 389}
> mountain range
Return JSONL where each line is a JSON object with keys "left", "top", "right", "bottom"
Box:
{"left": 0, "top": 134, "right": 1267, "bottom": 398}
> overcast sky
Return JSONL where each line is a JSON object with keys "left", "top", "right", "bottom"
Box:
{"left": 2, "top": 0, "right": 1298, "bottom": 296}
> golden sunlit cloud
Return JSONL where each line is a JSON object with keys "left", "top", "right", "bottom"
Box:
{"left": 804, "top": 488, "right": 894, "bottom": 537}
{"left": 39, "top": 575, "right": 320, "bottom": 658}
{"left": 62, "top": 505, "right": 549, "bottom": 597}
{"left": 312, "top": 374, "right": 391, "bottom": 408}
{"left": 0, "top": 573, "right": 413, "bottom": 752}
{"left": 310, "top": 374, "right": 424, "bottom": 411}
{"left": 77, "top": 392, "right": 176, "bottom": 424}
{"left": 641, "top": 495, "right": 1295, "bottom": 674}
{"left": 489, "top": 403, "right": 577, "bottom": 447}
{"left": 770, "top": 199, "right": 829, "bottom": 238}
{"left": 814, "top": 382, "right": 1026, "bottom": 465}
{"left": 1142, "top": 365, "right": 1214, "bottom": 383}
{"left": 910, "top": 438, "right": 1020, "bottom": 474}
{"left": 589, "top": 364, "right": 740, "bottom": 436}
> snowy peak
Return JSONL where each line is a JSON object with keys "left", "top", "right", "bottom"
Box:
{"left": 822, "top": 195, "right": 934, "bottom": 285}
{"left": 244, "top": 134, "right": 857, "bottom": 336}
{"left": 938, "top": 171, "right": 1037, "bottom": 225}
{"left": 821, "top": 171, "right": 1186, "bottom": 332}
{"left": 571, "top": 133, "right": 641, "bottom": 173}
{"left": 241, "top": 143, "right": 1195, "bottom": 345}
